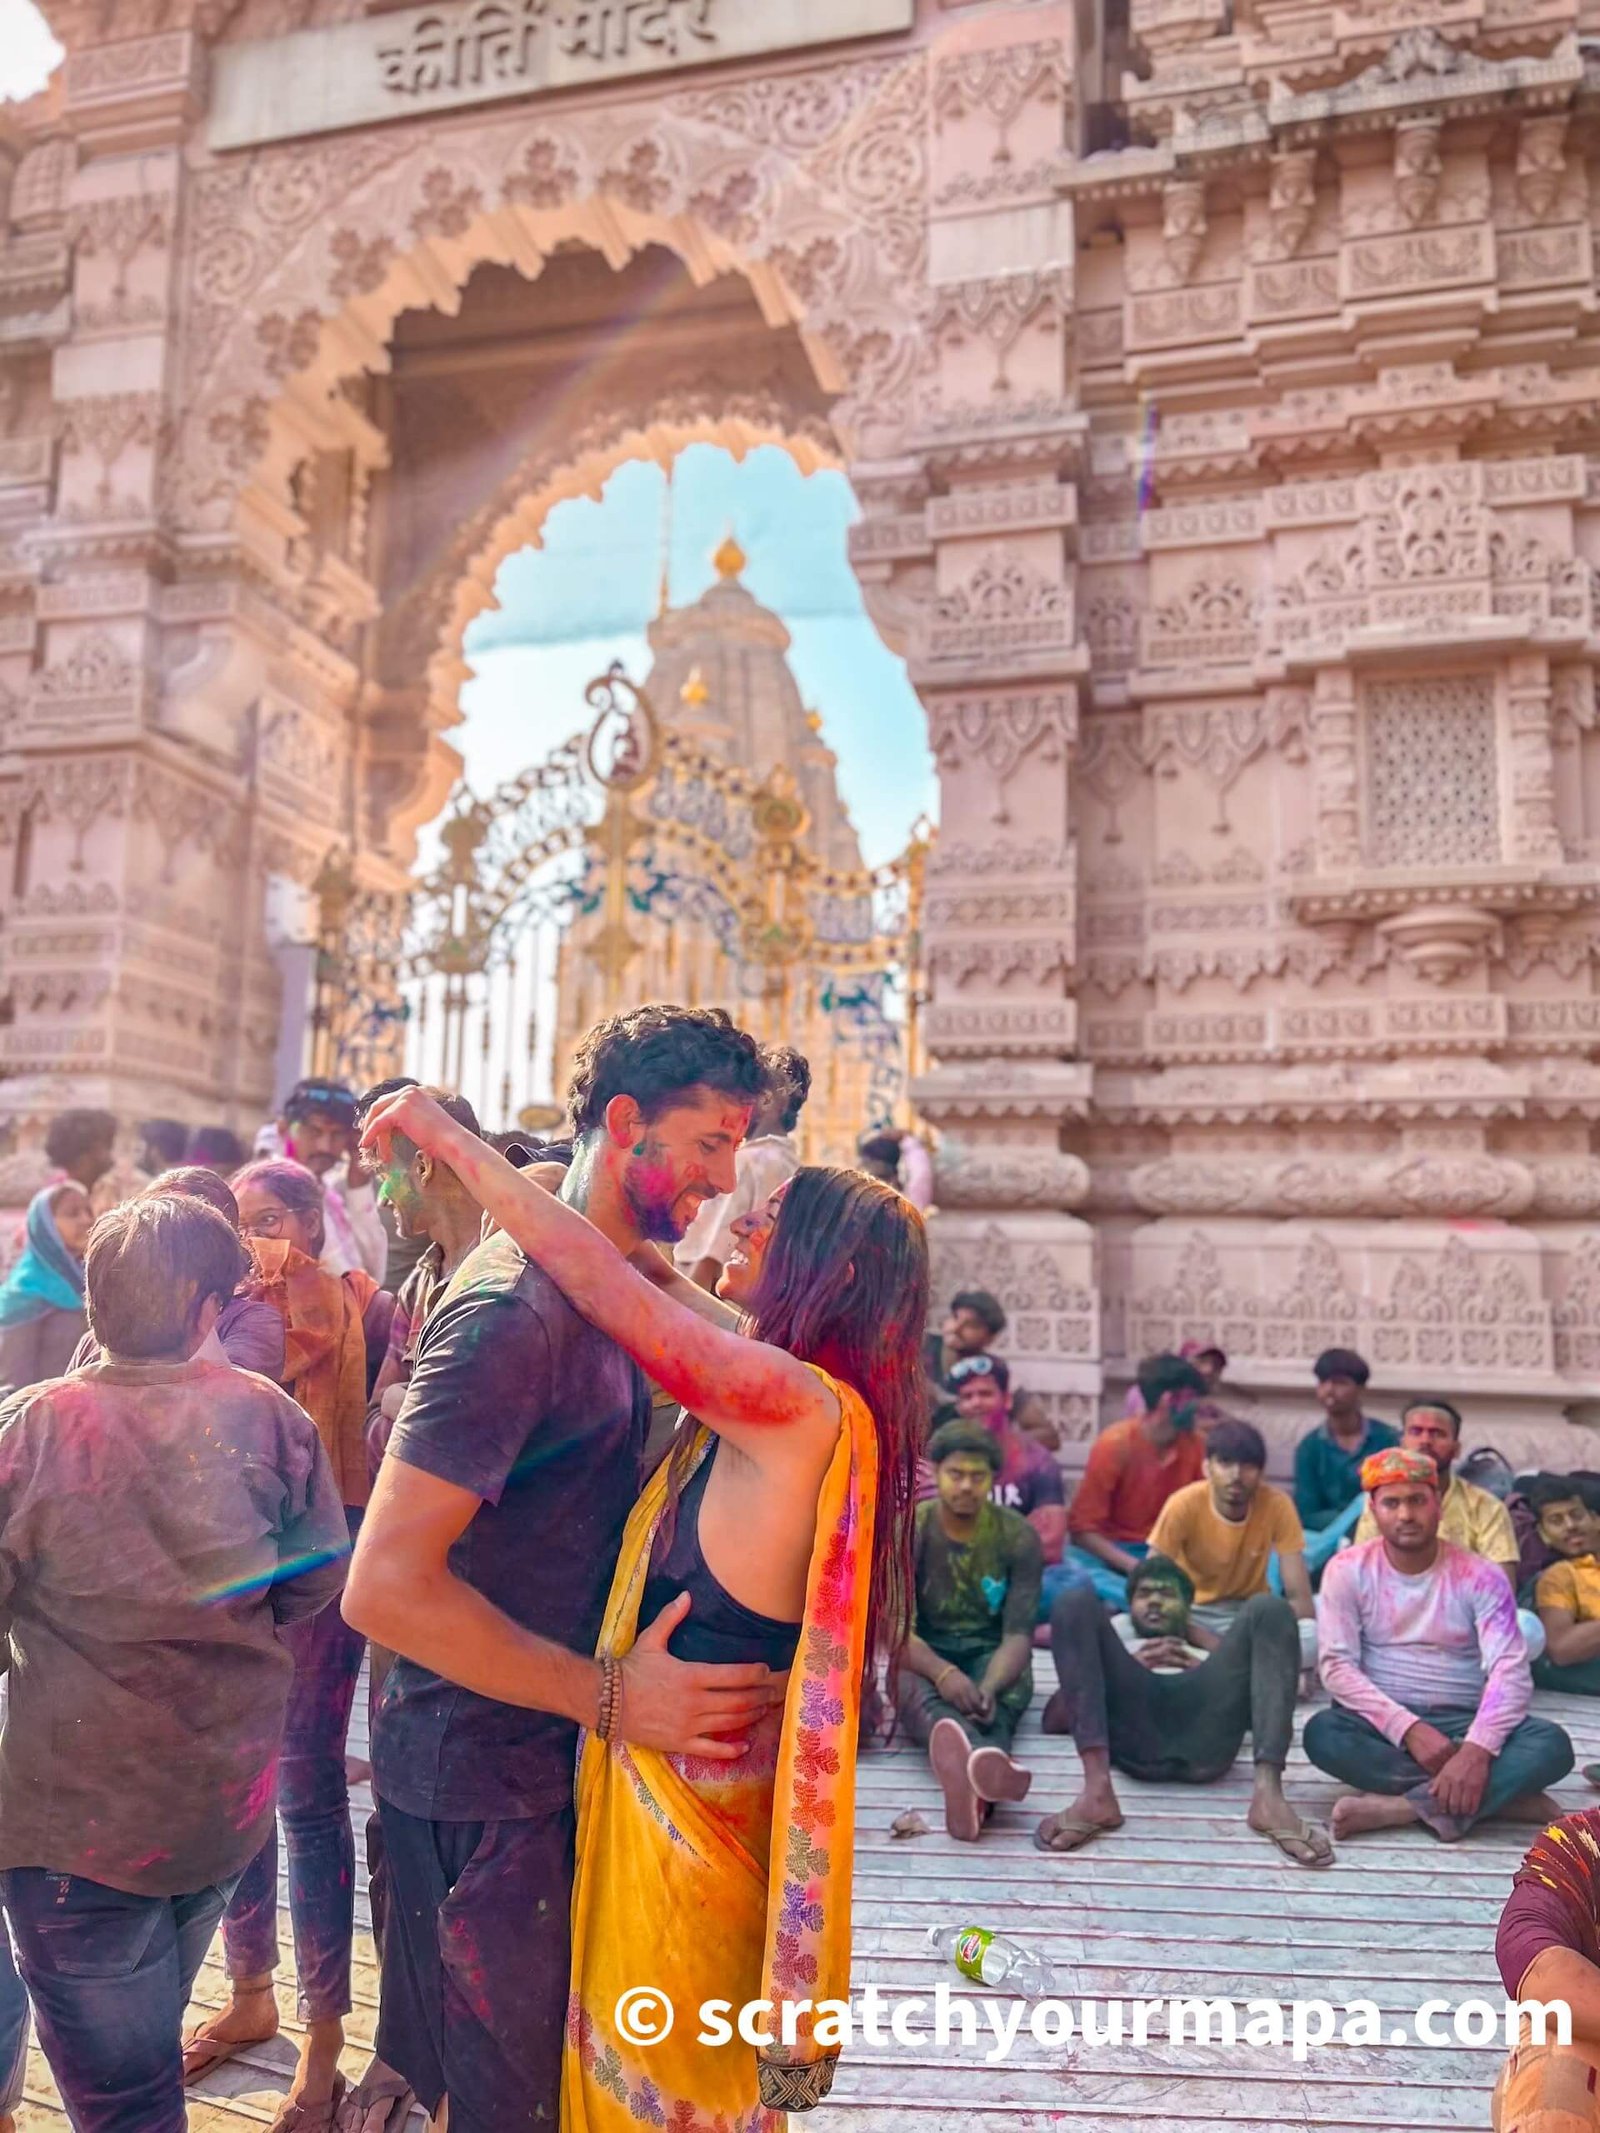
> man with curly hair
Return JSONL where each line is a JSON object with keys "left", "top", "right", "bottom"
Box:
{"left": 344, "top": 1006, "right": 787, "bottom": 2133}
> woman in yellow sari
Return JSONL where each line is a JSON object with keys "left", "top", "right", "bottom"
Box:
{"left": 358, "top": 1088, "right": 928, "bottom": 2130}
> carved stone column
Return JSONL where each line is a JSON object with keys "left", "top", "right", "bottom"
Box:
{"left": 1309, "top": 664, "right": 1361, "bottom": 874}
{"left": 857, "top": 3, "right": 1102, "bottom": 1440}
{"left": 1505, "top": 652, "right": 1563, "bottom": 865}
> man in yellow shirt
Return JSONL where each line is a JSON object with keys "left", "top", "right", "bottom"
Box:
{"left": 1528, "top": 1474, "right": 1600, "bottom": 1695}
{"left": 1148, "top": 1417, "right": 1317, "bottom": 1671}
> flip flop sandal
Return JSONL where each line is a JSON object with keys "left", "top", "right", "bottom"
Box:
{"left": 182, "top": 2033, "right": 236, "bottom": 2086}
{"left": 269, "top": 2075, "right": 349, "bottom": 2133}
{"left": 1257, "top": 1820, "right": 1335, "bottom": 1869}
{"left": 181, "top": 2028, "right": 259, "bottom": 2087}
{"left": 968, "top": 1746, "right": 1032, "bottom": 1805}
{"left": 1032, "top": 1813, "right": 1117, "bottom": 1854}
{"left": 338, "top": 2069, "right": 418, "bottom": 2133}
{"left": 928, "top": 1717, "right": 983, "bottom": 1842}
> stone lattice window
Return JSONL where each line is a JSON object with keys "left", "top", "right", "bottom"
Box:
{"left": 1364, "top": 676, "right": 1500, "bottom": 868}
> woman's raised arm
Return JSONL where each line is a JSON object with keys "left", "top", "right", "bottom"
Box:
{"left": 362, "top": 1090, "right": 836, "bottom": 1451}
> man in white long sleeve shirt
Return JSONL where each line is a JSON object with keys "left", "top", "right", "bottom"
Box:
{"left": 1305, "top": 1444, "right": 1571, "bottom": 1843}
{"left": 279, "top": 1078, "right": 389, "bottom": 1282}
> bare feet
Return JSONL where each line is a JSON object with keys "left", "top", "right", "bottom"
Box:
{"left": 1033, "top": 1807, "right": 1121, "bottom": 1853}
{"left": 968, "top": 1746, "right": 1032, "bottom": 1805}
{"left": 1329, "top": 1792, "right": 1420, "bottom": 1840}
{"left": 1246, "top": 1799, "right": 1334, "bottom": 1866}
{"left": 1492, "top": 1791, "right": 1567, "bottom": 1826}
{"left": 273, "top": 2016, "right": 347, "bottom": 2127}
{"left": 928, "top": 1718, "right": 982, "bottom": 1841}
{"left": 1247, "top": 1764, "right": 1334, "bottom": 1866}
{"left": 183, "top": 1977, "right": 279, "bottom": 2083}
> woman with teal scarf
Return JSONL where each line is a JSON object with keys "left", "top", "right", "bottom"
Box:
{"left": 0, "top": 1183, "right": 92, "bottom": 1394}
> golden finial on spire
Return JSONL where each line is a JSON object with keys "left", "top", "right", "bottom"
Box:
{"left": 713, "top": 528, "right": 746, "bottom": 580}
{"left": 680, "top": 665, "right": 710, "bottom": 708}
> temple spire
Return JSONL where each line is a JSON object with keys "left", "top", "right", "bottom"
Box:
{"left": 713, "top": 527, "right": 746, "bottom": 581}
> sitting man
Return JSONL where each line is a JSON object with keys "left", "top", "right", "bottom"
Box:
{"left": 1061, "top": 1354, "right": 1208, "bottom": 1610}
{"left": 896, "top": 1421, "right": 1042, "bottom": 1841}
{"left": 1353, "top": 1397, "right": 1544, "bottom": 1656}
{"left": 1294, "top": 1347, "right": 1397, "bottom": 1577}
{"left": 1037, "top": 1553, "right": 1331, "bottom": 1865}
{"left": 1147, "top": 1416, "right": 1317, "bottom": 1671}
{"left": 1122, "top": 1338, "right": 1227, "bottom": 1418}
{"left": 1306, "top": 1446, "right": 1573, "bottom": 1842}
{"left": 923, "top": 1288, "right": 1006, "bottom": 1426}
{"left": 1528, "top": 1473, "right": 1600, "bottom": 1695}
{"left": 924, "top": 1290, "right": 1056, "bottom": 1449}
{"left": 948, "top": 1353, "right": 1068, "bottom": 1568}
{"left": 1493, "top": 1806, "right": 1600, "bottom": 2132}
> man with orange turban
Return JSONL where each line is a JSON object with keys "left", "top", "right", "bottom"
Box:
{"left": 1304, "top": 1444, "right": 1572, "bottom": 1843}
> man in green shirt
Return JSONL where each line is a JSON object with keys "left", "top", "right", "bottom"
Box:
{"left": 896, "top": 1421, "right": 1042, "bottom": 1841}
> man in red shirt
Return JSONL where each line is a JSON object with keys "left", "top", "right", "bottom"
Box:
{"left": 1055, "top": 1355, "right": 1209, "bottom": 1611}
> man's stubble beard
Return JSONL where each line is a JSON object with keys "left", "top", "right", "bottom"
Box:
{"left": 621, "top": 1161, "right": 697, "bottom": 1245}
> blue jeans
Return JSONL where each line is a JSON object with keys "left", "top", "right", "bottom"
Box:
{"left": 1037, "top": 1556, "right": 1097, "bottom": 1622}
{"left": 1303, "top": 1703, "right": 1574, "bottom": 1841}
{"left": 0, "top": 1924, "right": 27, "bottom": 2113}
{"left": 1059, "top": 1541, "right": 1148, "bottom": 1612}
{"left": 2, "top": 1869, "right": 232, "bottom": 2132}
{"left": 222, "top": 1506, "right": 365, "bottom": 2020}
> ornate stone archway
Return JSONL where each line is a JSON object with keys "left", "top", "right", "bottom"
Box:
{"left": 13, "top": 0, "right": 1600, "bottom": 1442}
{"left": 424, "top": 396, "right": 838, "bottom": 716}
{"left": 386, "top": 379, "right": 843, "bottom": 860}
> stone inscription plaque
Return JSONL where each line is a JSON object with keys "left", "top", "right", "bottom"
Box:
{"left": 209, "top": 0, "right": 916, "bottom": 150}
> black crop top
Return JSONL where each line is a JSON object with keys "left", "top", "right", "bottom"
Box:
{"left": 639, "top": 1438, "right": 802, "bottom": 1670}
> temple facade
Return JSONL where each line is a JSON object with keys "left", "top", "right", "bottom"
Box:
{"left": 4, "top": 0, "right": 1600, "bottom": 1435}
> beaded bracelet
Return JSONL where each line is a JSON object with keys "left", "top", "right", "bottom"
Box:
{"left": 597, "top": 1652, "right": 622, "bottom": 1743}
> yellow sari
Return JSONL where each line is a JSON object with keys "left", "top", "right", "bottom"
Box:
{"left": 564, "top": 1370, "right": 876, "bottom": 2133}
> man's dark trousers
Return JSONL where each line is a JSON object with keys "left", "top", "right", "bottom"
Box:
{"left": 1045, "top": 1587, "right": 1299, "bottom": 1777}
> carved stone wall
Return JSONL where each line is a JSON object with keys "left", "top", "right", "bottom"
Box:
{"left": 1053, "top": 7, "right": 1600, "bottom": 1435}
{"left": 9, "top": 0, "right": 1600, "bottom": 1426}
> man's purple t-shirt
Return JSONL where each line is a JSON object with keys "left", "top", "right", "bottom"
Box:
{"left": 991, "top": 1427, "right": 1066, "bottom": 1519}
{"left": 371, "top": 1229, "right": 650, "bottom": 1822}
{"left": 216, "top": 1295, "right": 288, "bottom": 1380}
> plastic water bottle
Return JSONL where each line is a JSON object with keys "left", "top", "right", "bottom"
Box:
{"left": 927, "top": 1923, "right": 1057, "bottom": 1996}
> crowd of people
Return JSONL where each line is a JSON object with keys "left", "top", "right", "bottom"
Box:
{"left": 2, "top": 1016, "right": 1600, "bottom": 2128}
{"left": 907, "top": 1309, "right": 1600, "bottom": 2129}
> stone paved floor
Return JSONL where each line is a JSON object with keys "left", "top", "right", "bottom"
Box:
{"left": 16, "top": 1667, "right": 1597, "bottom": 2129}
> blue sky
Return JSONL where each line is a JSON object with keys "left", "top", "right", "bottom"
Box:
{"left": 459, "top": 446, "right": 935, "bottom": 866}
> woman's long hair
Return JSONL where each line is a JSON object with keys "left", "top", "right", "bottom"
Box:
{"left": 743, "top": 1164, "right": 929, "bottom": 1688}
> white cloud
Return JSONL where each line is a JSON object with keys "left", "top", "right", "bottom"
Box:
{"left": 0, "top": 0, "right": 62, "bottom": 102}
